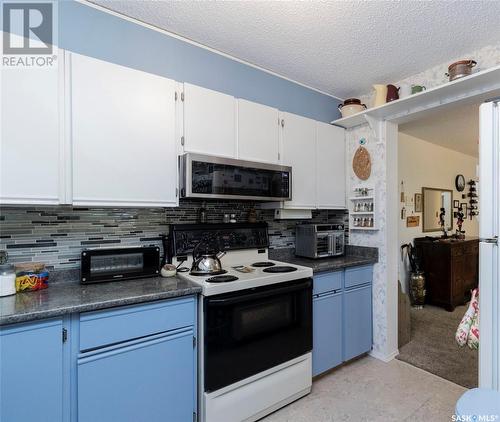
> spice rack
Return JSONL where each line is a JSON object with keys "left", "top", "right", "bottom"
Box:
{"left": 349, "top": 187, "right": 378, "bottom": 231}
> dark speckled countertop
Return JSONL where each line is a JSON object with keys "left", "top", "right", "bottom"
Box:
{"left": 0, "top": 275, "right": 201, "bottom": 326}
{"left": 269, "top": 245, "right": 378, "bottom": 274}
{"left": 1, "top": 245, "right": 377, "bottom": 326}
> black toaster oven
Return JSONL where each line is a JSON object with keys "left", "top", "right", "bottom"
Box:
{"left": 80, "top": 246, "right": 160, "bottom": 284}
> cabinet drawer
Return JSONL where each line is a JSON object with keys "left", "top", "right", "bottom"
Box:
{"left": 313, "top": 271, "right": 343, "bottom": 295}
{"left": 344, "top": 265, "right": 373, "bottom": 289}
{"left": 464, "top": 243, "right": 479, "bottom": 255}
{"left": 451, "top": 246, "right": 465, "bottom": 257}
{"left": 80, "top": 297, "right": 195, "bottom": 351}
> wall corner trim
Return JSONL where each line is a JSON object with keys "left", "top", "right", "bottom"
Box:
{"left": 369, "top": 349, "right": 399, "bottom": 363}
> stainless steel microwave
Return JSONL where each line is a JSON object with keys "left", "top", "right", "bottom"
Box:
{"left": 295, "top": 224, "right": 345, "bottom": 259}
{"left": 179, "top": 153, "right": 292, "bottom": 201}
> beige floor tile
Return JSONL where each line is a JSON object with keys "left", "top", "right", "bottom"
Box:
{"left": 262, "top": 356, "right": 466, "bottom": 422}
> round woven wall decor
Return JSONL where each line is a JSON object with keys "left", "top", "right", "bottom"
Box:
{"left": 352, "top": 146, "right": 371, "bottom": 180}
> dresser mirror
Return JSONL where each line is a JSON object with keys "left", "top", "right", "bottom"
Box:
{"left": 422, "top": 187, "right": 453, "bottom": 232}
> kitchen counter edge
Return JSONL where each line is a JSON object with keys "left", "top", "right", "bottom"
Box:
{"left": 270, "top": 246, "right": 379, "bottom": 274}
{"left": 0, "top": 276, "right": 202, "bottom": 326}
{"left": 288, "top": 256, "right": 378, "bottom": 274}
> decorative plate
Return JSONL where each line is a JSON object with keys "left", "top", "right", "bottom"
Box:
{"left": 353, "top": 146, "right": 371, "bottom": 180}
{"left": 455, "top": 174, "right": 465, "bottom": 192}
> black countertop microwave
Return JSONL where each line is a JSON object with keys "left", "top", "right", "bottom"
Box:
{"left": 80, "top": 246, "right": 160, "bottom": 284}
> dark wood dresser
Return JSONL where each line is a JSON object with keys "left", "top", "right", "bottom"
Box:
{"left": 414, "top": 237, "right": 479, "bottom": 311}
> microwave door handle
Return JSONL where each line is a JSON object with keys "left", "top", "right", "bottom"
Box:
{"left": 207, "top": 280, "right": 312, "bottom": 306}
{"left": 338, "top": 233, "right": 345, "bottom": 252}
{"left": 328, "top": 234, "right": 334, "bottom": 255}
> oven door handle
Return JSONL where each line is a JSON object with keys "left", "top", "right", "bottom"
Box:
{"left": 206, "top": 280, "right": 312, "bottom": 306}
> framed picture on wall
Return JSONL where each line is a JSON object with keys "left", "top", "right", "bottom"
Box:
{"left": 460, "top": 202, "right": 468, "bottom": 212}
{"left": 414, "top": 193, "right": 422, "bottom": 212}
{"left": 453, "top": 200, "right": 460, "bottom": 208}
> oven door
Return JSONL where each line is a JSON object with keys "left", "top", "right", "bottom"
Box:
{"left": 203, "top": 278, "right": 312, "bottom": 392}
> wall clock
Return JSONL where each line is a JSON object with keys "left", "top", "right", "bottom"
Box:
{"left": 455, "top": 174, "right": 466, "bottom": 192}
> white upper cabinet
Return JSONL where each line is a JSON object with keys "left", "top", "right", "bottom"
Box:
{"left": 316, "top": 122, "right": 346, "bottom": 209}
{"left": 280, "top": 112, "right": 317, "bottom": 209}
{"left": 70, "top": 53, "right": 178, "bottom": 207}
{"left": 183, "top": 83, "right": 236, "bottom": 158}
{"left": 1, "top": 46, "right": 63, "bottom": 205}
{"left": 237, "top": 99, "right": 280, "bottom": 164}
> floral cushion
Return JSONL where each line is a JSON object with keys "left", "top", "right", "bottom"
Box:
{"left": 455, "top": 288, "right": 479, "bottom": 349}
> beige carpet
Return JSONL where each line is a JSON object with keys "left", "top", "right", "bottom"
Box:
{"left": 397, "top": 304, "right": 478, "bottom": 388}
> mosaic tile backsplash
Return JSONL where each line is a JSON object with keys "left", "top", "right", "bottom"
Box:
{"left": 0, "top": 201, "right": 348, "bottom": 269}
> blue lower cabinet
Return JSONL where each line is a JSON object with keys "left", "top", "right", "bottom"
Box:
{"left": 1, "top": 296, "right": 197, "bottom": 422}
{"left": 78, "top": 327, "right": 195, "bottom": 422}
{"left": 312, "top": 265, "right": 374, "bottom": 376}
{"left": 312, "top": 292, "right": 342, "bottom": 376}
{"left": 343, "top": 285, "right": 372, "bottom": 361}
{"left": 0, "top": 318, "right": 64, "bottom": 422}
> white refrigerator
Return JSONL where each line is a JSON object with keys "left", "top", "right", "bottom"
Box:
{"left": 479, "top": 100, "right": 500, "bottom": 390}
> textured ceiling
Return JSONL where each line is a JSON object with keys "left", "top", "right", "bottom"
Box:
{"left": 89, "top": 1, "right": 500, "bottom": 99}
{"left": 399, "top": 102, "right": 479, "bottom": 157}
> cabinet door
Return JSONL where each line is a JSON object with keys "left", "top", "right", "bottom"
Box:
{"left": 313, "top": 292, "right": 342, "bottom": 376}
{"left": 316, "top": 122, "right": 346, "bottom": 208}
{"left": 237, "top": 99, "right": 280, "bottom": 164}
{"left": 0, "top": 319, "right": 64, "bottom": 422}
{"left": 343, "top": 285, "right": 372, "bottom": 361}
{"left": 70, "top": 53, "right": 178, "bottom": 207}
{"left": 78, "top": 328, "right": 195, "bottom": 422}
{"left": 281, "top": 112, "right": 317, "bottom": 209}
{"left": 1, "top": 48, "right": 62, "bottom": 204}
{"left": 183, "top": 83, "right": 236, "bottom": 157}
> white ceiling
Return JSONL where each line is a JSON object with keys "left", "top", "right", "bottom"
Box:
{"left": 399, "top": 102, "right": 479, "bottom": 157}
{"left": 90, "top": 1, "right": 500, "bottom": 99}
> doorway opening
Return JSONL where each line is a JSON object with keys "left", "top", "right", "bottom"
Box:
{"left": 395, "top": 101, "right": 481, "bottom": 388}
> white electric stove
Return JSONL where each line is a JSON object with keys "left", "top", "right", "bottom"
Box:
{"left": 169, "top": 222, "right": 313, "bottom": 422}
{"left": 175, "top": 252, "right": 313, "bottom": 296}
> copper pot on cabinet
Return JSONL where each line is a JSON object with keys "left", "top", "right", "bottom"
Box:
{"left": 338, "top": 98, "right": 367, "bottom": 118}
{"left": 445, "top": 60, "right": 477, "bottom": 81}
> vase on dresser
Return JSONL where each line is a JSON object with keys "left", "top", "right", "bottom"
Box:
{"left": 409, "top": 271, "right": 426, "bottom": 309}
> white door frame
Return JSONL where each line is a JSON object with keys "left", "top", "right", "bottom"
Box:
{"left": 478, "top": 101, "right": 499, "bottom": 389}
{"left": 377, "top": 100, "right": 496, "bottom": 388}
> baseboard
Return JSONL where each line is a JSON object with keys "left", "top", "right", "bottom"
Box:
{"left": 369, "top": 348, "right": 399, "bottom": 362}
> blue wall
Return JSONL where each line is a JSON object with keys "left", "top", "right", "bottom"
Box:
{"left": 57, "top": 2, "right": 340, "bottom": 122}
